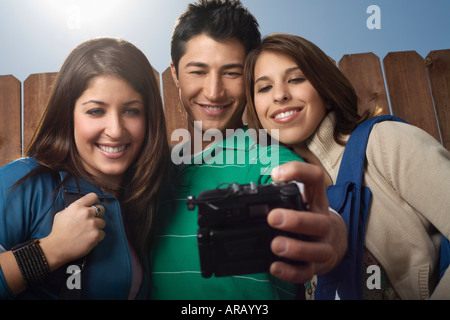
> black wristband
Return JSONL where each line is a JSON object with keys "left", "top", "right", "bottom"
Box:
{"left": 12, "top": 239, "right": 51, "bottom": 286}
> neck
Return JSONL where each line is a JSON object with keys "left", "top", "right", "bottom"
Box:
{"left": 93, "top": 178, "right": 122, "bottom": 196}
{"left": 188, "top": 123, "right": 224, "bottom": 153}
{"left": 293, "top": 143, "right": 333, "bottom": 187}
{"left": 187, "top": 117, "right": 245, "bottom": 153}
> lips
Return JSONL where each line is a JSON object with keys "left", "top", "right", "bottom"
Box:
{"left": 271, "top": 107, "right": 303, "bottom": 123}
{"left": 199, "top": 103, "right": 232, "bottom": 115}
{"left": 202, "top": 105, "right": 226, "bottom": 111}
{"left": 96, "top": 144, "right": 128, "bottom": 157}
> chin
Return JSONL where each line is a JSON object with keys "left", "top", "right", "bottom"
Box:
{"left": 278, "top": 135, "right": 303, "bottom": 147}
{"left": 200, "top": 121, "right": 227, "bottom": 133}
{"left": 99, "top": 166, "right": 127, "bottom": 177}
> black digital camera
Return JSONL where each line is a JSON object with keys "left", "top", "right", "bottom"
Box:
{"left": 187, "top": 181, "right": 306, "bottom": 278}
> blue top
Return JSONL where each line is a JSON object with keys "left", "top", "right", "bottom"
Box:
{"left": 0, "top": 157, "right": 149, "bottom": 299}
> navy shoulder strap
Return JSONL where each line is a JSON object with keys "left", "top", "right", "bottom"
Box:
{"left": 336, "top": 115, "right": 406, "bottom": 185}
{"left": 440, "top": 235, "right": 450, "bottom": 279}
{"left": 315, "top": 115, "right": 405, "bottom": 300}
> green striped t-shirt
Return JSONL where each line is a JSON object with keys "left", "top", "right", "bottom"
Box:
{"left": 151, "top": 127, "right": 304, "bottom": 299}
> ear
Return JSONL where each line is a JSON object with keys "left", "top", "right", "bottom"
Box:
{"left": 170, "top": 61, "right": 180, "bottom": 88}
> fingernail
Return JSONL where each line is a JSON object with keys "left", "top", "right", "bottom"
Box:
{"left": 271, "top": 262, "right": 284, "bottom": 276}
{"left": 271, "top": 211, "right": 285, "bottom": 227}
{"left": 271, "top": 166, "right": 282, "bottom": 180}
{"left": 273, "top": 238, "right": 288, "bottom": 254}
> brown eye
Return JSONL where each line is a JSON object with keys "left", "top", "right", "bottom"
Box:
{"left": 256, "top": 85, "right": 272, "bottom": 93}
{"left": 289, "top": 78, "right": 305, "bottom": 84}
{"left": 87, "top": 108, "right": 105, "bottom": 116}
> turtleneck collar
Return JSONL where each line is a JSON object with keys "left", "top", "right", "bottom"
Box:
{"left": 305, "top": 112, "right": 349, "bottom": 184}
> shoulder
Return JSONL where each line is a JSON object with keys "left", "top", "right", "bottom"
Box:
{"left": 369, "top": 120, "right": 446, "bottom": 155}
{"left": 0, "top": 158, "right": 61, "bottom": 249}
{"left": 0, "top": 157, "right": 39, "bottom": 182}
{"left": 366, "top": 120, "right": 450, "bottom": 179}
{"left": 0, "top": 157, "right": 39, "bottom": 171}
{"left": 0, "top": 157, "right": 58, "bottom": 195}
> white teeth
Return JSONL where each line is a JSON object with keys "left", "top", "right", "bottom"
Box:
{"left": 274, "top": 110, "right": 298, "bottom": 119}
{"left": 203, "top": 105, "right": 224, "bottom": 111}
{"left": 99, "top": 145, "right": 126, "bottom": 154}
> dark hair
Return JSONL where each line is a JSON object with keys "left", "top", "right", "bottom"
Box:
{"left": 171, "top": 0, "right": 261, "bottom": 73}
{"left": 245, "top": 33, "right": 374, "bottom": 145}
{"left": 23, "top": 37, "right": 170, "bottom": 264}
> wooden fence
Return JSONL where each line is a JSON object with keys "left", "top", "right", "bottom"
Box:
{"left": 0, "top": 49, "right": 449, "bottom": 168}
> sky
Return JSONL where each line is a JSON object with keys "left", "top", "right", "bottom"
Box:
{"left": 0, "top": 0, "right": 449, "bottom": 82}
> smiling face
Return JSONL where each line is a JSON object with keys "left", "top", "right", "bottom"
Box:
{"left": 253, "top": 51, "right": 329, "bottom": 150}
{"left": 171, "top": 34, "right": 247, "bottom": 142}
{"left": 73, "top": 75, "right": 146, "bottom": 187}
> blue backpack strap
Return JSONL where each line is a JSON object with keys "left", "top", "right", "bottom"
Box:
{"left": 440, "top": 236, "right": 450, "bottom": 279}
{"left": 315, "top": 115, "right": 406, "bottom": 300}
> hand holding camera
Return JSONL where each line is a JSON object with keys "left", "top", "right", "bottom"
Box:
{"left": 187, "top": 161, "right": 347, "bottom": 285}
{"left": 187, "top": 181, "right": 307, "bottom": 278}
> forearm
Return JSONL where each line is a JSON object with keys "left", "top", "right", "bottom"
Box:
{"left": 0, "top": 237, "right": 67, "bottom": 297}
{"left": 0, "top": 251, "right": 26, "bottom": 297}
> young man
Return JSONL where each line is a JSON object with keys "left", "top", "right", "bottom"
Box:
{"left": 150, "top": 0, "right": 347, "bottom": 299}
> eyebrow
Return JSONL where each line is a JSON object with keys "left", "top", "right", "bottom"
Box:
{"left": 82, "top": 100, "right": 107, "bottom": 106}
{"left": 255, "top": 66, "right": 301, "bottom": 84}
{"left": 82, "top": 99, "right": 143, "bottom": 106}
{"left": 185, "top": 62, "right": 244, "bottom": 69}
{"left": 124, "top": 100, "right": 144, "bottom": 106}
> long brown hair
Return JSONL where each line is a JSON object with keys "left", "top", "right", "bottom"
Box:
{"left": 245, "top": 33, "right": 373, "bottom": 145}
{"left": 23, "top": 37, "right": 170, "bottom": 264}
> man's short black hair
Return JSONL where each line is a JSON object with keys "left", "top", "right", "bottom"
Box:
{"left": 171, "top": 0, "right": 261, "bottom": 72}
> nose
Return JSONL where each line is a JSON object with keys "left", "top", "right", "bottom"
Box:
{"left": 203, "top": 73, "right": 225, "bottom": 101}
{"left": 104, "top": 112, "right": 124, "bottom": 139}
{"left": 273, "top": 83, "right": 290, "bottom": 103}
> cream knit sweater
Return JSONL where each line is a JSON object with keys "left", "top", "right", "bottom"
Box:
{"left": 306, "top": 112, "right": 450, "bottom": 299}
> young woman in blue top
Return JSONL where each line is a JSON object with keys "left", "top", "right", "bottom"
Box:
{"left": 0, "top": 38, "right": 170, "bottom": 299}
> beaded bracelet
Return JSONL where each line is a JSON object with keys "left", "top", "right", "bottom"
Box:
{"left": 12, "top": 239, "right": 51, "bottom": 286}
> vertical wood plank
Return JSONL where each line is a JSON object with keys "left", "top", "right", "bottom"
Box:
{"left": 0, "top": 75, "right": 21, "bottom": 167}
{"left": 426, "top": 49, "right": 450, "bottom": 150}
{"left": 162, "top": 67, "right": 187, "bottom": 145}
{"left": 383, "top": 51, "right": 440, "bottom": 142}
{"left": 23, "top": 72, "right": 58, "bottom": 152}
{"left": 338, "top": 52, "right": 390, "bottom": 115}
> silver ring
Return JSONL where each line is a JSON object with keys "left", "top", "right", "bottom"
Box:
{"left": 92, "top": 205, "right": 102, "bottom": 218}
